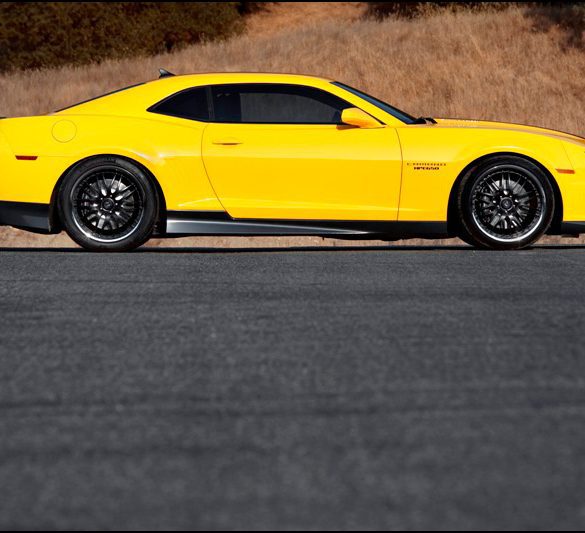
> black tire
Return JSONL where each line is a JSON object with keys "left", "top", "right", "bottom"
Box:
{"left": 58, "top": 156, "right": 159, "bottom": 252}
{"left": 457, "top": 156, "right": 555, "bottom": 250}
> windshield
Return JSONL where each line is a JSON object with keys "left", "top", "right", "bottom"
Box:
{"left": 332, "top": 82, "right": 417, "bottom": 125}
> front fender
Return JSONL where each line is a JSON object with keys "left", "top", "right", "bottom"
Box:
{"left": 397, "top": 126, "right": 574, "bottom": 222}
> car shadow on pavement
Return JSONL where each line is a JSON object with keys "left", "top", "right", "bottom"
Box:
{"left": 2, "top": 244, "right": 585, "bottom": 254}
{"left": 144, "top": 245, "right": 489, "bottom": 254}
{"left": 0, "top": 245, "right": 472, "bottom": 254}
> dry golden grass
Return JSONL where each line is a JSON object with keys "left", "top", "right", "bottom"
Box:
{"left": 245, "top": 2, "right": 367, "bottom": 37}
{"left": 0, "top": 3, "right": 584, "bottom": 248}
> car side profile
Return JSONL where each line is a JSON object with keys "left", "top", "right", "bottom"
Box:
{"left": 0, "top": 71, "right": 584, "bottom": 252}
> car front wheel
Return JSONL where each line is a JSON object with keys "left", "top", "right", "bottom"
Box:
{"left": 457, "top": 156, "right": 555, "bottom": 250}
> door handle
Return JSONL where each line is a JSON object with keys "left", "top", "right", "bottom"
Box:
{"left": 213, "top": 138, "right": 243, "bottom": 146}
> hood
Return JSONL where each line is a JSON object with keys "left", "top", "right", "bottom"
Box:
{"left": 435, "top": 118, "right": 585, "bottom": 146}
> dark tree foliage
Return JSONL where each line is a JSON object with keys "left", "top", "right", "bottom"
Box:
{"left": 0, "top": 2, "right": 245, "bottom": 72}
{"left": 239, "top": 2, "right": 269, "bottom": 15}
{"left": 531, "top": 2, "right": 585, "bottom": 46}
{"left": 366, "top": 2, "right": 513, "bottom": 19}
{"left": 366, "top": 1, "right": 585, "bottom": 19}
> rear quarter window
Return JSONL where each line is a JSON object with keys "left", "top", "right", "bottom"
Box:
{"left": 148, "top": 87, "right": 210, "bottom": 121}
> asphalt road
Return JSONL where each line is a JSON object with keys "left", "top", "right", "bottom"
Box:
{"left": 1, "top": 244, "right": 585, "bottom": 531}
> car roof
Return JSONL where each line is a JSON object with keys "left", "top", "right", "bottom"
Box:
{"left": 158, "top": 72, "right": 332, "bottom": 83}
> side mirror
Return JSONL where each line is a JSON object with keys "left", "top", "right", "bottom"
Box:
{"left": 341, "top": 108, "right": 382, "bottom": 129}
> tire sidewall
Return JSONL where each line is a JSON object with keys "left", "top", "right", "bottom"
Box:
{"left": 58, "top": 156, "right": 159, "bottom": 252}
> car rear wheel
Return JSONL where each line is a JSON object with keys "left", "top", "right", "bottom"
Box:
{"left": 58, "top": 157, "right": 159, "bottom": 252}
{"left": 457, "top": 156, "right": 554, "bottom": 250}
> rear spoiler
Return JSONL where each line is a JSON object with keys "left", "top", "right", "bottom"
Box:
{"left": 159, "top": 69, "right": 176, "bottom": 79}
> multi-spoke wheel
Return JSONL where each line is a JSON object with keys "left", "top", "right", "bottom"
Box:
{"left": 457, "top": 156, "right": 554, "bottom": 250}
{"left": 58, "top": 157, "right": 159, "bottom": 252}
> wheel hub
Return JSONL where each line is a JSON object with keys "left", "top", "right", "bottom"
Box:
{"left": 500, "top": 196, "right": 514, "bottom": 212}
{"left": 101, "top": 198, "right": 116, "bottom": 212}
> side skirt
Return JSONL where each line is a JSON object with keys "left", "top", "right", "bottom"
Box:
{"left": 165, "top": 211, "right": 450, "bottom": 240}
{"left": 4, "top": 205, "right": 582, "bottom": 240}
{"left": 556, "top": 222, "right": 585, "bottom": 237}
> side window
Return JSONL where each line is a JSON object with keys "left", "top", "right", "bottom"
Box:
{"left": 149, "top": 87, "right": 209, "bottom": 121}
{"left": 211, "top": 84, "right": 353, "bottom": 125}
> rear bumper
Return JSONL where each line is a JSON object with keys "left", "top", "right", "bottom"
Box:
{"left": 0, "top": 201, "right": 52, "bottom": 233}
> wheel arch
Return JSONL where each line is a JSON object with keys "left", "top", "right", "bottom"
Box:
{"left": 49, "top": 154, "right": 167, "bottom": 233}
{"left": 447, "top": 152, "right": 563, "bottom": 236}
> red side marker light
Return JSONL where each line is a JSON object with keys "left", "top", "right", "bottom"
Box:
{"left": 16, "top": 155, "right": 38, "bottom": 161}
{"left": 556, "top": 169, "right": 575, "bottom": 175}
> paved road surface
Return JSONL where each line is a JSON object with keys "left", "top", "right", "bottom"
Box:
{"left": 1, "top": 245, "right": 585, "bottom": 531}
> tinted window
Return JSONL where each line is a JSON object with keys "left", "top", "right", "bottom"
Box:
{"left": 149, "top": 87, "right": 209, "bottom": 121}
{"left": 211, "top": 84, "right": 352, "bottom": 124}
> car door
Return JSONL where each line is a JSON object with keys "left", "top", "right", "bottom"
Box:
{"left": 201, "top": 83, "right": 403, "bottom": 221}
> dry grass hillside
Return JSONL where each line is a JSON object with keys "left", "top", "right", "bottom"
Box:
{"left": 0, "top": 2, "right": 584, "bottom": 249}
{"left": 245, "top": 2, "right": 367, "bottom": 37}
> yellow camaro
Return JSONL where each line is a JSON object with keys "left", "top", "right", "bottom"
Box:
{"left": 0, "top": 71, "right": 584, "bottom": 251}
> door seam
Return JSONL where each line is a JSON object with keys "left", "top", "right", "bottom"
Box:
{"left": 200, "top": 123, "right": 230, "bottom": 215}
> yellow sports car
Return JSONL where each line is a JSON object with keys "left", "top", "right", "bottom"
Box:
{"left": 0, "top": 71, "right": 584, "bottom": 252}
